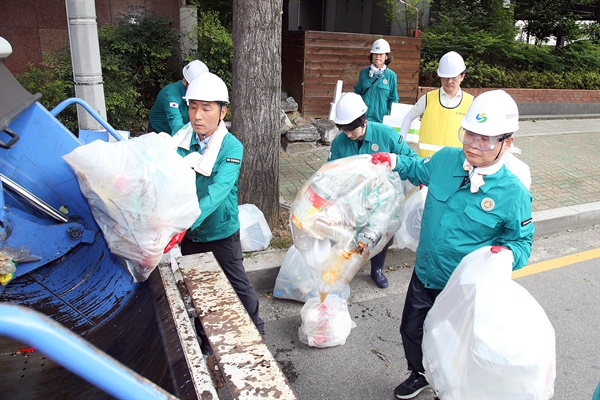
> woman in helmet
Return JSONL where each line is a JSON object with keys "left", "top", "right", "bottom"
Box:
{"left": 373, "top": 90, "right": 534, "bottom": 399}
{"left": 329, "top": 93, "right": 418, "bottom": 288}
{"left": 354, "top": 38, "right": 399, "bottom": 123}
{"left": 399, "top": 51, "right": 474, "bottom": 158}
{"left": 172, "top": 72, "right": 265, "bottom": 355}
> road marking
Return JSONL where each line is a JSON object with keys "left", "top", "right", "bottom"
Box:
{"left": 512, "top": 248, "right": 600, "bottom": 279}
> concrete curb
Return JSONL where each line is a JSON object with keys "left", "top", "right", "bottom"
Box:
{"left": 245, "top": 202, "right": 600, "bottom": 292}
{"left": 532, "top": 201, "right": 600, "bottom": 237}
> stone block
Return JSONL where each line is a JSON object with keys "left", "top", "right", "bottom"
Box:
{"left": 286, "top": 123, "right": 320, "bottom": 142}
{"left": 314, "top": 118, "right": 340, "bottom": 144}
{"left": 282, "top": 96, "right": 298, "bottom": 112}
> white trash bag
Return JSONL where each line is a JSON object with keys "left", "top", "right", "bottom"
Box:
{"left": 239, "top": 203, "right": 272, "bottom": 252}
{"left": 423, "top": 246, "right": 556, "bottom": 399}
{"left": 63, "top": 133, "right": 200, "bottom": 282}
{"left": 273, "top": 245, "right": 350, "bottom": 303}
{"left": 298, "top": 294, "right": 356, "bottom": 348}
{"left": 394, "top": 185, "right": 427, "bottom": 252}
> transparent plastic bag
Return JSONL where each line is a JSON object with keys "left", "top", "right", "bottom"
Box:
{"left": 423, "top": 246, "right": 556, "bottom": 399}
{"left": 273, "top": 245, "right": 350, "bottom": 303}
{"left": 298, "top": 294, "right": 356, "bottom": 348}
{"left": 239, "top": 203, "right": 272, "bottom": 252}
{"left": 394, "top": 185, "right": 426, "bottom": 252}
{"left": 290, "top": 154, "right": 404, "bottom": 298}
{"left": 63, "top": 133, "right": 201, "bottom": 282}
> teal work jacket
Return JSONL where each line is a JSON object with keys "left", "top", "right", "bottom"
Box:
{"left": 395, "top": 147, "right": 534, "bottom": 290}
{"left": 174, "top": 124, "right": 243, "bottom": 242}
{"left": 354, "top": 67, "right": 399, "bottom": 123}
{"left": 328, "top": 121, "right": 417, "bottom": 161}
{"left": 149, "top": 80, "right": 188, "bottom": 135}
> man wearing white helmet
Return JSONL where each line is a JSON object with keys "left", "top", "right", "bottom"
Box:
{"left": 373, "top": 90, "right": 534, "bottom": 398}
{"left": 147, "top": 59, "right": 209, "bottom": 135}
{"left": 329, "top": 93, "right": 418, "bottom": 288}
{"left": 172, "top": 72, "right": 264, "bottom": 355}
{"left": 400, "top": 51, "right": 474, "bottom": 158}
{"left": 354, "top": 38, "right": 399, "bottom": 123}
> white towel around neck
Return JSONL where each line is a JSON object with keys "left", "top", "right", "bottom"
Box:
{"left": 172, "top": 122, "right": 228, "bottom": 177}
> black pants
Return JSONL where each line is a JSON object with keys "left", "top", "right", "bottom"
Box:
{"left": 181, "top": 231, "right": 265, "bottom": 346}
{"left": 400, "top": 269, "right": 442, "bottom": 373}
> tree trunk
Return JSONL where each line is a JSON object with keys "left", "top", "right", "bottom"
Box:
{"left": 231, "top": 1, "right": 282, "bottom": 228}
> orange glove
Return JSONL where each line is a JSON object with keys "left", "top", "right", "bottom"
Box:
{"left": 164, "top": 230, "right": 187, "bottom": 253}
{"left": 490, "top": 246, "right": 508, "bottom": 253}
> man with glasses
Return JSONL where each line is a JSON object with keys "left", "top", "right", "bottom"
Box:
{"left": 372, "top": 90, "right": 534, "bottom": 398}
{"left": 399, "top": 51, "right": 474, "bottom": 157}
{"left": 329, "top": 92, "right": 418, "bottom": 289}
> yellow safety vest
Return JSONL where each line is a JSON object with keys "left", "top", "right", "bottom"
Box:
{"left": 418, "top": 89, "right": 474, "bottom": 158}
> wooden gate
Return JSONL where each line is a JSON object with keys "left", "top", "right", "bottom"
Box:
{"left": 282, "top": 30, "right": 421, "bottom": 118}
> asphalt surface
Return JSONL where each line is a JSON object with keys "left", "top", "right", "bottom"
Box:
{"left": 240, "top": 116, "right": 600, "bottom": 400}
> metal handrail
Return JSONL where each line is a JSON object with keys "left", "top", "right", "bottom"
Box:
{"left": 0, "top": 304, "right": 177, "bottom": 400}
{"left": 50, "top": 98, "right": 124, "bottom": 141}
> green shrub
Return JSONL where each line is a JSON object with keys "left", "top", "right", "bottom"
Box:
{"left": 186, "top": 11, "right": 233, "bottom": 93}
{"left": 16, "top": 50, "right": 78, "bottom": 132}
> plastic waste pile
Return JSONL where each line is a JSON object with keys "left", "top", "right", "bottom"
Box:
{"left": 63, "top": 133, "right": 201, "bottom": 282}
{"left": 423, "top": 246, "right": 556, "bottom": 399}
{"left": 298, "top": 294, "right": 356, "bottom": 348}
{"left": 273, "top": 245, "right": 350, "bottom": 303}
{"left": 290, "top": 154, "right": 405, "bottom": 301}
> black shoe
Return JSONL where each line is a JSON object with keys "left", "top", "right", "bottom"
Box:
{"left": 394, "top": 371, "right": 429, "bottom": 399}
{"left": 200, "top": 340, "right": 214, "bottom": 356}
{"left": 370, "top": 265, "right": 388, "bottom": 288}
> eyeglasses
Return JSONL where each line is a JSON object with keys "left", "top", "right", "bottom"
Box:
{"left": 458, "top": 128, "right": 506, "bottom": 151}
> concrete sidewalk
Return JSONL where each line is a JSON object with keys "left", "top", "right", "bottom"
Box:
{"left": 241, "top": 117, "right": 600, "bottom": 285}
{"left": 279, "top": 117, "right": 600, "bottom": 237}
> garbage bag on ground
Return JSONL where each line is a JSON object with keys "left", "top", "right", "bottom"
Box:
{"left": 394, "top": 184, "right": 426, "bottom": 252}
{"left": 239, "top": 203, "right": 272, "bottom": 252}
{"left": 298, "top": 294, "right": 356, "bottom": 348}
{"left": 63, "top": 133, "right": 201, "bottom": 282}
{"left": 290, "top": 154, "right": 405, "bottom": 300}
{"left": 273, "top": 245, "right": 350, "bottom": 303}
{"left": 423, "top": 246, "right": 556, "bottom": 400}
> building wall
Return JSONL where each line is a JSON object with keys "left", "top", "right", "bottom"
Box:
{"left": 418, "top": 87, "right": 600, "bottom": 116}
{"left": 0, "top": 0, "right": 180, "bottom": 74}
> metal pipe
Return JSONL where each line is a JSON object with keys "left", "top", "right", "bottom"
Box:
{"left": 0, "top": 304, "right": 177, "bottom": 400}
{"left": 65, "top": 0, "right": 107, "bottom": 131}
{"left": 51, "top": 98, "right": 124, "bottom": 141}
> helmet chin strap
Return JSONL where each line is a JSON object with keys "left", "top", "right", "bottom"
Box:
{"left": 493, "top": 135, "right": 507, "bottom": 161}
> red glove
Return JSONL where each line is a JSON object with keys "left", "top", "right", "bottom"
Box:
{"left": 490, "top": 246, "right": 508, "bottom": 253}
{"left": 164, "top": 230, "right": 187, "bottom": 253}
{"left": 371, "top": 152, "right": 394, "bottom": 167}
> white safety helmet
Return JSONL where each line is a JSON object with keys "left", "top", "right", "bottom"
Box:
{"left": 333, "top": 93, "right": 368, "bottom": 125}
{"left": 437, "top": 51, "right": 467, "bottom": 78}
{"left": 182, "top": 60, "right": 209, "bottom": 83}
{"left": 461, "top": 90, "right": 519, "bottom": 136}
{"left": 183, "top": 72, "right": 229, "bottom": 105}
{"left": 0, "top": 36, "right": 13, "bottom": 59}
{"left": 370, "top": 38, "right": 391, "bottom": 54}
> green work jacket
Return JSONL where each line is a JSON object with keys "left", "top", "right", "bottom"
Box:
{"left": 328, "top": 121, "right": 417, "bottom": 161}
{"left": 149, "top": 80, "right": 188, "bottom": 135}
{"left": 354, "top": 67, "right": 399, "bottom": 123}
{"left": 174, "top": 124, "right": 243, "bottom": 242}
{"left": 395, "top": 147, "right": 534, "bottom": 290}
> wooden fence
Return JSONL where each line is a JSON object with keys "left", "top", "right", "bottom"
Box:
{"left": 282, "top": 30, "right": 422, "bottom": 118}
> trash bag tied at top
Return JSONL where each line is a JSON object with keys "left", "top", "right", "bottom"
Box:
{"left": 290, "top": 154, "right": 405, "bottom": 301}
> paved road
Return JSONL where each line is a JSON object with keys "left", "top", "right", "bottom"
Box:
{"left": 256, "top": 224, "right": 600, "bottom": 400}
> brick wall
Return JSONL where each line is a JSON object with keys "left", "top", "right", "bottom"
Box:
{"left": 418, "top": 87, "right": 600, "bottom": 116}
{"left": 0, "top": 0, "right": 180, "bottom": 75}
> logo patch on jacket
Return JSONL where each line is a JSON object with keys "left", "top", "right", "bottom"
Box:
{"left": 521, "top": 218, "right": 532, "bottom": 227}
{"left": 481, "top": 198, "right": 495, "bottom": 211}
{"left": 371, "top": 143, "right": 379, "bottom": 152}
{"left": 169, "top": 102, "right": 179, "bottom": 108}
{"left": 226, "top": 158, "right": 241, "bottom": 164}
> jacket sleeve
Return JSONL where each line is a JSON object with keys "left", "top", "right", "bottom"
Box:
{"left": 163, "top": 84, "right": 186, "bottom": 135}
{"left": 394, "top": 153, "right": 431, "bottom": 187}
{"left": 387, "top": 72, "right": 399, "bottom": 114}
{"left": 496, "top": 191, "right": 534, "bottom": 270}
{"left": 354, "top": 69, "right": 366, "bottom": 95}
{"left": 190, "top": 138, "right": 243, "bottom": 230}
